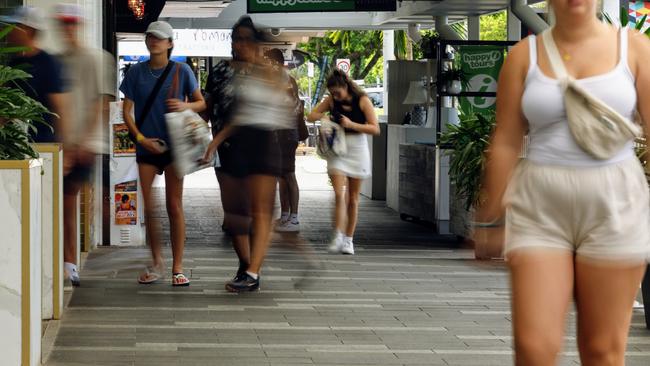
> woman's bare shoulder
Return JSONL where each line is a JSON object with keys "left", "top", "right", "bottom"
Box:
{"left": 627, "top": 28, "right": 650, "bottom": 75}
{"left": 628, "top": 28, "right": 650, "bottom": 53}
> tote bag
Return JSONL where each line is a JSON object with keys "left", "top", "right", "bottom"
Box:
{"left": 165, "top": 65, "right": 214, "bottom": 176}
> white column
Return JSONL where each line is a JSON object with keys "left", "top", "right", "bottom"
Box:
{"left": 34, "top": 144, "right": 63, "bottom": 321}
{"left": 507, "top": 7, "right": 522, "bottom": 41}
{"left": 383, "top": 30, "right": 395, "bottom": 117}
{"left": 0, "top": 159, "right": 43, "bottom": 366}
{"left": 468, "top": 16, "right": 480, "bottom": 41}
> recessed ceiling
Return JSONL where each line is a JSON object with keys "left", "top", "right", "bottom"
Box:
{"left": 165, "top": 0, "right": 546, "bottom": 31}
{"left": 159, "top": 0, "right": 232, "bottom": 18}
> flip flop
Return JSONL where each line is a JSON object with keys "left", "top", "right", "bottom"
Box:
{"left": 172, "top": 273, "right": 190, "bottom": 287}
{"left": 138, "top": 264, "right": 164, "bottom": 284}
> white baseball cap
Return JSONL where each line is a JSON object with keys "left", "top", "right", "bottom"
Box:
{"left": 55, "top": 3, "right": 84, "bottom": 23}
{"left": 0, "top": 6, "right": 44, "bottom": 30}
{"left": 145, "top": 21, "right": 173, "bottom": 39}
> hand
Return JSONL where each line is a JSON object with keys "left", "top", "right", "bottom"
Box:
{"left": 166, "top": 98, "right": 187, "bottom": 112}
{"left": 62, "top": 147, "right": 77, "bottom": 175}
{"left": 201, "top": 141, "right": 218, "bottom": 165}
{"left": 140, "top": 138, "right": 167, "bottom": 154}
{"left": 339, "top": 115, "right": 353, "bottom": 129}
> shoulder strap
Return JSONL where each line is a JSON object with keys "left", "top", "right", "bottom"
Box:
{"left": 527, "top": 34, "right": 537, "bottom": 76}
{"left": 540, "top": 29, "right": 569, "bottom": 81}
{"left": 619, "top": 27, "right": 628, "bottom": 64}
{"left": 136, "top": 61, "right": 175, "bottom": 129}
{"left": 167, "top": 63, "right": 181, "bottom": 100}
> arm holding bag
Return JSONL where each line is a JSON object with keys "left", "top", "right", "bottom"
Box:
{"left": 165, "top": 64, "right": 214, "bottom": 176}
{"left": 317, "top": 117, "right": 347, "bottom": 159}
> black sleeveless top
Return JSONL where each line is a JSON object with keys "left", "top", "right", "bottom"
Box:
{"left": 332, "top": 95, "right": 366, "bottom": 134}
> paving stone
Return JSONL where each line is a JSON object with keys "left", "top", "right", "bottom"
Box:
{"left": 44, "top": 162, "right": 650, "bottom": 365}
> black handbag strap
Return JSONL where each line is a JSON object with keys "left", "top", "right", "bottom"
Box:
{"left": 136, "top": 61, "right": 175, "bottom": 129}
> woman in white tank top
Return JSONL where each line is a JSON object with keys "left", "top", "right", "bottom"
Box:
{"left": 476, "top": 0, "right": 650, "bottom": 364}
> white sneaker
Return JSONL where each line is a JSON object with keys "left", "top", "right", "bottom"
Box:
{"left": 274, "top": 218, "right": 287, "bottom": 227}
{"left": 328, "top": 234, "right": 343, "bottom": 253}
{"left": 64, "top": 262, "right": 80, "bottom": 287}
{"left": 341, "top": 238, "right": 355, "bottom": 255}
{"left": 276, "top": 221, "right": 300, "bottom": 232}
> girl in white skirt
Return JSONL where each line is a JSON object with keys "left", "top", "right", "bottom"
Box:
{"left": 308, "top": 70, "right": 380, "bottom": 254}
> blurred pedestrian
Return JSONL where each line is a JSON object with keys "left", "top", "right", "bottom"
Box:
{"left": 476, "top": 0, "right": 650, "bottom": 364}
{"left": 2, "top": 7, "right": 75, "bottom": 280}
{"left": 55, "top": 4, "right": 116, "bottom": 287}
{"left": 307, "top": 70, "right": 379, "bottom": 255}
{"left": 203, "top": 16, "right": 292, "bottom": 292}
{"left": 2, "top": 6, "right": 68, "bottom": 143}
{"left": 120, "top": 21, "right": 205, "bottom": 286}
{"left": 265, "top": 48, "right": 302, "bottom": 233}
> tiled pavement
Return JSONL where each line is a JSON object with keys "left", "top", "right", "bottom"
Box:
{"left": 45, "top": 157, "right": 650, "bottom": 365}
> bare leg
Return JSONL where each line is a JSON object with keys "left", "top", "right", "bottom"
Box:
{"left": 217, "top": 170, "right": 252, "bottom": 271}
{"left": 575, "top": 258, "right": 646, "bottom": 366}
{"left": 247, "top": 175, "right": 276, "bottom": 274}
{"left": 508, "top": 249, "right": 574, "bottom": 366}
{"left": 163, "top": 166, "right": 185, "bottom": 274}
{"left": 329, "top": 174, "right": 347, "bottom": 233}
{"left": 138, "top": 164, "right": 164, "bottom": 279}
{"left": 284, "top": 172, "right": 300, "bottom": 216}
{"left": 63, "top": 184, "right": 82, "bottom": 266}
{"left": 345, "top": 177, "right": 363, "bottom": 237}
{"left": 279, "top": 177, "right": 290, "bottom": 215}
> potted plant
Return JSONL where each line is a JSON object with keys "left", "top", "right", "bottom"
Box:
{"left": 419, "top": 31, "right": 440, "bottom": 59}
{"left": 0, "top": 25, "right": 50, "bottom": 159}
{"left": 0, "top": 24, "right": 53, "bottom": 365}
{"left": 440, "top": 106, "right": 500, "bottom": 259}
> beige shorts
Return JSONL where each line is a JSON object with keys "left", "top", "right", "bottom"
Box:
{"left": 504, "top": 158, "right": 650, "bottom": 262}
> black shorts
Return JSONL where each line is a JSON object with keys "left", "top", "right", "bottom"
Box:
{"left": 136, "top": 151, "right": 173, "bottom": 175}
{"left": 217, "top": 127, "right": 282, "bottom": 178}
{"left": 64, "top": 163, "right": 93, "bottom": 195}
{"left": 280, "top": 140, "right": 298, "bottom": 175}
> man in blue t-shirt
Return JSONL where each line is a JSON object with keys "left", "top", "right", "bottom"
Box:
{"left": 2, "top": 7, "right": 68, "bottom": 143}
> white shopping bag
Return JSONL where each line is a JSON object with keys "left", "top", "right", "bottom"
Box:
{"left": 165, "top": 109, "right": 214, "bottom": 177}
{"left": 317, "top": 117, "right": 347, "bottom": 159}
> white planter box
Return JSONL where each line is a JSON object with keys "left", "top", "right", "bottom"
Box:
{"left": 0, "top": 159, "right": 43, "bottom": 366}
{"left": 34, "top": 144, "right": 63, "bottom": 321}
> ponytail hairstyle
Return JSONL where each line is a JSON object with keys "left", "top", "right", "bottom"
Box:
{"left": 326, "top": 68, "right": 366, "bottom": 99}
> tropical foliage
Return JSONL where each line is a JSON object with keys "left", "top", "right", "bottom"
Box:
{"left": 480, "top": 11, "right": 507, "bottom": 41}
{"left": 296, "top": 29, "right": 410, "bottom": 102}
{"left": 603, "top": 6, "right": 650, "bottom": 36}
{"left": 0, "top": 25, "right": 50, "bottom": 160}
{"left": 440, "top": 105, "right": 496, "bottom": 211}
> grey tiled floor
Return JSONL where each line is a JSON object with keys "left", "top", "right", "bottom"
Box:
{"left": 46, "top": 158, "right": 650, "bottom": 365}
